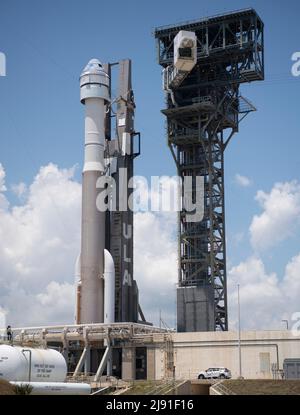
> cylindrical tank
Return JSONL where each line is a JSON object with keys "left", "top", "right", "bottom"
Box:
{"left": 10, "top": 381, "right": 91, "bottom": 395}
{"left": 0, "top": 345, "right": 67, "bottom": 382}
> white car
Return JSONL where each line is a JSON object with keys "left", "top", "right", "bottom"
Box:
{"left": 198, "top": 367, "right": 231, "bottom": 379}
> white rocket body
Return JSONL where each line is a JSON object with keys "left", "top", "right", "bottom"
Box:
{"left": 76, "top": 59, "right": 115, "bottom": 325}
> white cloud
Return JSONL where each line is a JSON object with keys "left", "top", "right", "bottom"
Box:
{"left": 0, "top": 162, "right": 178, "bottom": 328}
{"left": 282, "top": 252, "right": 300, "bottom": 299}
{"left": 228, "top": 257, "right": 283, "bottom": 330}
{"left": 0, "top": 163, "right": 81, "bottom": 326}
{"left": 136, "top": 180, "right": 300, "bottom": 329}
{"left": 1, "top": 161, "right": 299, "bottom": 332}
{"left": 0, "top": 163, "right": 9, "bottom": 211}
{"left": 228, "top": 253, "right": 300, "bottom": 330}
{"left": 134, "top": 211, "right": 177, "bottom": 327}
{"left": 250, "top": 181, "right": 300, "bottom": 251}
{"left": 227, "top": 180, "right": 300, "bottom": 330}
{"left": 37, "top": 281, "right": 74, "bottom": 307}
{"left": 11, "top": 182, "right": 28, "bottom": 199}
{"left": 235, "top": 173, "right": 252, "bottom": 187}
{"left": 0, "top": 163, "right": 7, "bottom": 192}
{"left": 0, "top": 306, "right": 7, "bottom": 330}
{"left": 36, "top": 281, "right": 75, "bottom": 324}
{"left": 131, "top": 175, "right": 180, "bottom": 213}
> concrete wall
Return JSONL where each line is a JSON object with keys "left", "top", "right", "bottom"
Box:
{"left": 209, "top": 386, "right": 222, "bottom": 395}
{"left": 190, "top": 380, "right": 211, "bottom": 395}
{"left": 147, "top": 347, "right": 155, "bottom": 380}
{"left": 166, "top": 380, "right": 191, "bottom": 395}
{"left": 122, "top": 346, "right": 135, "bottom": 380}
{"left": 177, "top": 286, "right": 215, "bottom": 332}
{"left": 152, "top": 330, "right": 300, "bottom": 380}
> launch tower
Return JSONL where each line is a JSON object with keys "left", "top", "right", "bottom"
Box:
{"left": 154, "top": 8, "right": 264, "bottom": 331}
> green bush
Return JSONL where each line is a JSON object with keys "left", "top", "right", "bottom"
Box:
{"left": 13, "top": 383, "right": 33, "bottom": 395}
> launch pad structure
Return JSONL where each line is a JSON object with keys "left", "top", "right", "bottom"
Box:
{"left": 104, "top": 59, "right": 142, "bottom": 323}
{"left": 0, "top": 9, "right": 267, "bottom": 384}
{"left": 103, "top": 61, "right": 142, "bottom": 324}
{"left": 1, "top": 4, "right": 299, "bottom": 392}
{"left": 5, "top": 323, "right": 172, "bottom": 382}
{"left": 154, "top": 8, "right": 264, "bottom": 332}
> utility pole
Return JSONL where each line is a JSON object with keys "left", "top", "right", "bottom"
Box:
{"left": 237, "top": 284, "right": 242, "bottom": 378}
{"left": 282, "top": 319, "right": 289, "bottom": 330}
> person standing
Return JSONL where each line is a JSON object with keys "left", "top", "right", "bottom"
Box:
{"left": 6, "top": 325, "right": 12, "bottom": 341}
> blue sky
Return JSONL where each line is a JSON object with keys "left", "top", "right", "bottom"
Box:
{"left": 0, "top": 0, "right": 300, "bottom": 328}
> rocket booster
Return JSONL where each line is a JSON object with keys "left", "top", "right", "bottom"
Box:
{"left": 76, "top": 59, "right": 115, "bottom": 324}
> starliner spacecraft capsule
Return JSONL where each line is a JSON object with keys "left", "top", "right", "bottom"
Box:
{"left": 76, "top": 59, "right": 115, "bottom": 324}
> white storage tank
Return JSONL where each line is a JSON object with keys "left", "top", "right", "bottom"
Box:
{"left": 0, "top": 345, "right": 67, "bottom": 382}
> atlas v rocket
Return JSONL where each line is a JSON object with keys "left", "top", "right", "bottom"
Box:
{"left": 75, "top": 59, "right": 143, "bottom": 325}
{"left": 75, "top": 59, "right": 114, "bottom": 325}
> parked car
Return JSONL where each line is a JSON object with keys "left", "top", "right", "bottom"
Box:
{"left": 198, "top": 367, "right": 231, "bottom": 379}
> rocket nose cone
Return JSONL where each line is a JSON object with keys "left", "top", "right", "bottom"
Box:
{"left": 81, "top": 58, "right": 106, "bottom": 77}
{"left": 87, "top": 58, "right": 103, "bottom": 69}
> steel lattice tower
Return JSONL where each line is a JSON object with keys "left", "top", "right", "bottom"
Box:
{"left": 154, "top": 8, "right": 264, "bottom": 331}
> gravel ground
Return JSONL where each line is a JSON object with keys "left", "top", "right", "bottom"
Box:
{"left": 0, "top": 379, "right": 15, "bottom": 395}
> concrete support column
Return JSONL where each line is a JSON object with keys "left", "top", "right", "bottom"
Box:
{"left": 122, "top": 345, "right": 135, "bottom": 380}
{"left": 107, "top": 348, "right": 113, "bottom": 377}
{"left": 62, "top": 328, "right": 69, "bottom": 362}
{"left": 83, "top": 326, "right": 90, "bottom": 376}
{"left": 105, "top": 332, "right": 112, "bottom": 377}
{"left": 41, "top": 329, "right": 47, "bottom": 349}
{"left": 84, "top": 346, "right": 91, "bottom": 375}
{"left": 147, "top": 347, "right": 155, "bottom": 380}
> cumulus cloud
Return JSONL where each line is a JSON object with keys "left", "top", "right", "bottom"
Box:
{"left": 282, "top": 252, "right": 300, "bottom": 299}
{"left": 228, "top": 253, "right": 300, "bottom": 330}
{"left": 11, "top": 182, "right": 28, "bottom": 199}
{"left": 0, "top": 163, "right": 9, "bottom": 210}
{"left": 0, "top": 164, "right": 7, "bottom": 192}
{"left": 250, "top": 181, "right": 300, "bottom": 251}
{"left": 228, "top": 180, "right": 300, "bottom": 329}
{"left": 131, "top": 175, "right": 180, "bottom": 213}
{"left": 1, "top": 161, "right": 299, "bottom": 332}
{"left": 235, "top": 173, "right": 252, "bottom": 187}
{"left": 134, "top": 211, "right": 177, "bottom": 327}
{"left": 140, "top": 180, "right": 300, "bottom": 329}
{"left": 0, "top": 163, "right": 178, "bottom": 328}
{"left": 0, "top": 163, "right": 81, "bottom": 326}
{"left": 228, "top": 257, "right": 282, "bottom": 330}
{"left": 0, "top": 306, "right": 7, "bottom": 329}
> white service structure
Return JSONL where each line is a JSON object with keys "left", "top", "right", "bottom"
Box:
{"left": 0, "top": 345, "right": 66, "bottom": 382}
{"left": 163, "top": 30, "right": 197, "bottom": 94}
{"left": 174, "top": 30, "right": 197, "bottom": 71}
